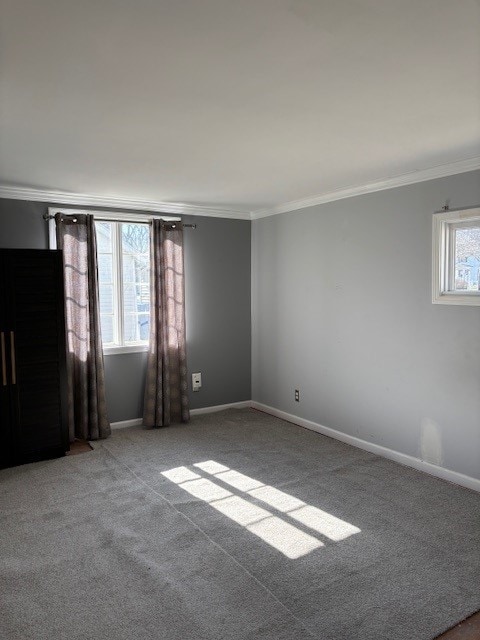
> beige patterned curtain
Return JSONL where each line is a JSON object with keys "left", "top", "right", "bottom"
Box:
{"left": 55, "top": 213, "right": 111, "bottom": 441}
{"left": 143, "top": 220, "right": 189, "bottom": 427}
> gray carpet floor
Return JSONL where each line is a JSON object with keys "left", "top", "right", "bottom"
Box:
{"left": 1, "top": 408, "right": 479, "bottom": 640}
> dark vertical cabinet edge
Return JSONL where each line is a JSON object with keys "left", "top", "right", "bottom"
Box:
{"left": 0, "top": 251, "right": 12, "bottom": 468}
{"left": 0, "top": 248, "right": 69, "bottom": 468}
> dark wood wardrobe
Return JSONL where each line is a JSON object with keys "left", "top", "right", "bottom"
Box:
{"left": 0, "top": 249, "right": 68, "bottom": 467}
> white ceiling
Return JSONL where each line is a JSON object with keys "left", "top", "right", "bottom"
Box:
{"left": 0, "top": 0, "right": 479, "bottom": 217}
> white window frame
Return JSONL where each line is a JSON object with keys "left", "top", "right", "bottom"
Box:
{"left": 432, "top": 207, "right": 480, "bottom": 305}
{"left": 48, "top": 207, "right": 179, "bottom": 355}
{"left": 97, "top": 218, "right": 152, "bottom": 355}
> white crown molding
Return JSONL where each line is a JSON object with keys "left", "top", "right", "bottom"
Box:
{"left": 0, "top": 185, "right": 251, "bottom": 220}
{"left": 251, "top": 156, "right": 480, "bottom": 219}
{"left": 1, "top": 156, "right": 479, "bottom": 221}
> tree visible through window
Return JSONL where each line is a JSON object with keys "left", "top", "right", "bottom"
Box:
{"left": 454, "top": 226, "right": 480, "bottom": 291}
{"left": 96, "top": 221, "right": 150, "bottom": 348}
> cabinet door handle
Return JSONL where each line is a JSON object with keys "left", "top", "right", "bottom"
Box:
{"left": 1, "top": 332, "right": 6, "bottom": 386}
{"left": 10, "top": 331, "right": 16, "bottom": 385}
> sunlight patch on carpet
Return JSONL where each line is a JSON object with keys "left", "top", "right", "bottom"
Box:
{"left": 162, "top": 460, "right": 360, "bottom": 558}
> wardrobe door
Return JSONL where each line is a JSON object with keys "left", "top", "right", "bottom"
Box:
{"left": 6, "top": 249, "right": 68, "bottom": 462}
{"left": 0, "top": 252, "right": 13, "bottom": 467}
{"left": 0, "top": 326, "right": 11, "bottom": 468}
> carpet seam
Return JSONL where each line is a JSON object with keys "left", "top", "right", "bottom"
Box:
{"left": 98, "top": 441, "right": 320, "bottom": 640}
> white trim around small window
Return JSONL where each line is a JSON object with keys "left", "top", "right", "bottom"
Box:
{"left": 432, "top": 207, "right": 480, "bottom": 305}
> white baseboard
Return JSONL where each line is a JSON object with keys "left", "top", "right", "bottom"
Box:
{"left": 190, "top": 401, "right": 251, "bottom": 416}
{"left": 251, "top": 401, "right": 480, "bottom": 493}
{"left": 111, "top": 401, "right": 251, "bottom": 428}
{"left": 110, "top": 400, "right": 479, "bottom": 493}
{"left": 111, "top": 418, "right": 143, "bottom": 429}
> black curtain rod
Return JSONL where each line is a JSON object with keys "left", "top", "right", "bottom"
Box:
{"left": 434, "top": 202, "right": 480, "bottom": 214}
{"left": 42, "top": 213, "right": 196, "bottom": 228}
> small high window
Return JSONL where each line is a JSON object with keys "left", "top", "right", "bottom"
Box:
{"left": 432, "top": 207, "right": 480, "bottom": 305}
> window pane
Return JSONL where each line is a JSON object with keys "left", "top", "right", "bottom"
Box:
{"left": 137, "top": 283, "right": 150, "bottom": 310}
{"left": 123, "top": 284, "right": 150, "bottom": 313}
{"left": 96, "top": 222, "right": 112, "bottom": 253}
{"left": 96, "top": 220, "right": 150, "bottom": 348}
{"left": 122, "top": 253, "right": 149, "bottom": 284}
{"left": 121, "top": 223, "right": 149, "bottom": 255}
{"left": 454, "top": 227, "right": 480, "bottom": 291}
{"left": 137, "top": 260, "right": 150, "bottom": 283}
{"left": 123, "top": 284, "right": 136, "bottom": 313}
{"left": 96, "top": 221, "right": 117, "bottom": 346}
{"left": 99, "top": 284, "right": 113, "bottom": 314}
{"left": 121, "top": 223, "right": 150, "bottom": 344}
{"left": 122, "top": 253, "right": 136, "bottom": 284}
{"left": 124, "top": 313, "right": 150, "bottom": 343}
{"left": 139, "top": 314, "right": 150, "bottom": 341}
{"left": 100, "top": 314, "right": 114, "bottom": 344}
{"left": 98, "top": 253, "right": 113, "bottom": 284}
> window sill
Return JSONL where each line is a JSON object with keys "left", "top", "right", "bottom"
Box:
{"left": 103, "top": 345, "right": 149, "bottom": 356}
{"left": 432, "top": 292, "right": 480, "bottom": 306}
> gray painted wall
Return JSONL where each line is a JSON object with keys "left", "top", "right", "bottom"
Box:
{"left": 0, "top": 199, "right": 251, "bottom": 422}
{"left": 0, "top": 199, "right": 50, "bottom": 248}
{"left": 182, "top": 215, "right": 251, "bottom": 410}
{"left": 252, "top": 170, "right": 480, "bottom": 481}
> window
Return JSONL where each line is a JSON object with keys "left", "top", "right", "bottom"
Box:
{"left": 96, "top": 220, "right": 150, "bottom": 352}
{"left": 432, "top": 207, "right": 480, "bottom": 305}
{"left": 49, "top": 208, "right": 181, "bottom": 352}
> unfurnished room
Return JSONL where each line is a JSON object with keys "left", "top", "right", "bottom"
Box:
{"left": 0, "top": 2, "right": 480, "bottom": 639}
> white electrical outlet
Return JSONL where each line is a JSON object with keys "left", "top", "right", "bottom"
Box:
{"left": 192, "top": 372, "right": 202, "bottom": 392}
